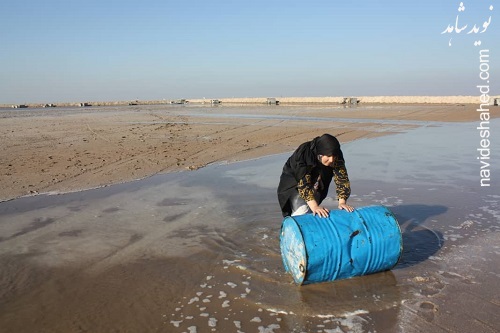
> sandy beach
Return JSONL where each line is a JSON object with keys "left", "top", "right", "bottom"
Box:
{"left": 0, "top": 103, "right": 499, "bottom": 333}
{"left": 0, "top": 103, "right": 494, "bottom": 202}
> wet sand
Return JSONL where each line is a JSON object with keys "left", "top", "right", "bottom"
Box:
{"left": 0, "top": 105, "right": 499, "bottom": 332}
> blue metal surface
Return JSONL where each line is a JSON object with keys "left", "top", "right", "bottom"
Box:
{"left": 280, "top": 205, "right": 402, "bottom": 285}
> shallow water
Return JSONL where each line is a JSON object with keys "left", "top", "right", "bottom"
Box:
{"left": 179, "top": 110, "right": 437, "bottom": 127}
{"left": 0, "top": 103, "right": 444, "bottom": 126}
{"left": 0, "top": 118, "right": 498, "bottom": 332}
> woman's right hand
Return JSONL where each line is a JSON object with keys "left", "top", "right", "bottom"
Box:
{"left": 307, "top": 200, "right": 329, "bottom": 217}
{"left": 313, "top": 206, "right": 330, "bottom": 218}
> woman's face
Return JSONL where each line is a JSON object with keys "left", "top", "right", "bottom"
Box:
{"left": 320, "top": 155, "right": 334, "bottom": 167}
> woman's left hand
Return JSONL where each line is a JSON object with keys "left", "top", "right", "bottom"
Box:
{"left": 338, "top": 199, "right": 354, "bottom": 212}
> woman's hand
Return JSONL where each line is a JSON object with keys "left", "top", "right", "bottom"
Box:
{"left": 307, "top": 200, "right": 330, "bottom": 218}
{"left": 312, "top": 206, "right": 330, "bottom": 218}
{"left": 338, "top": 199, "right": 354, "bottom": 212}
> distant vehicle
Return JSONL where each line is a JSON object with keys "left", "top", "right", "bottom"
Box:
{"left": 210, "top": 99, "right": 221, "bottom": 105}
{"left": 42, "top": 103, "right": 57, "bottom": 107}
{"left": 170, "top": 99, "right": 188, "bottom": 105}
{"left": 79, "top": 102, "right": 92, "bottom": 107}
{"left": 12, "top": 104, "right": 28, "bottom": 108}
{"left": 341, "top": 97, "right": 359, "bottom": 105}
{"left": 266, "top": 98, "right": 279, "bottom": 105}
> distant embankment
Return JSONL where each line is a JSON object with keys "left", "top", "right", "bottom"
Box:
{"left": 190, "top": 96, "right": 483, "bottom": 104}
{"left": 3, "top": 96, "right": 498, "bottom": 108}
{"left": 1, "top": 100, "right": 169, "bottom": 108}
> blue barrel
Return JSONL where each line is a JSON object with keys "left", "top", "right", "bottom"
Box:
{"left": 280, "top": 205, "right": 403, "bottom": 285}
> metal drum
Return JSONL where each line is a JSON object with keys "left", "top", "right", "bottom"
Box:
{"left": 280, "top": 205, "right": 403, "bottom": 285}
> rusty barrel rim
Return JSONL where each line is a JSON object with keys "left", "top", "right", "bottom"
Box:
{"left": 280, "top": 216, "right": 308, "bottom": 284}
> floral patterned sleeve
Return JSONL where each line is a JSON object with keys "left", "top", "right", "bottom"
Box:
{"left": 297, "top": 174, "right": 316, "bottom": 202}
{"left": 333, "top": 160, "right": 351, "bottom": 200}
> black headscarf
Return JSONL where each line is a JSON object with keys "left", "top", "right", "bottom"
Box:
{"left": 312, "top": 134, "right": 341, "bottom": 157}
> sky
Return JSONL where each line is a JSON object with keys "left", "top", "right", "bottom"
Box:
{"left": 0, "top": 0, "right": 498, "bottom": 104}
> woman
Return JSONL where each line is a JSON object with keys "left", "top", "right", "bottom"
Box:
{"left": 277, "top": 134, "right": 354, "bottom": 217}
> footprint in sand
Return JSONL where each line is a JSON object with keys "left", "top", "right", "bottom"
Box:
{"left": 418, "top": 301, "right": 438, "bottom": 322}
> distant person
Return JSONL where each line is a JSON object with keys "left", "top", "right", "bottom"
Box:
{"left": 277, "top": 134, "right": 354, "bottom": 218}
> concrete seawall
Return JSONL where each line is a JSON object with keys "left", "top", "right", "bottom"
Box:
{"left": 3, "top": 95, "right": 499, "bottom": 108}
{"left": 190, "top": 96, "right": 489, "bottom": 104}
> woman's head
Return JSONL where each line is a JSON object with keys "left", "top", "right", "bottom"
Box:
{"left": 313, "top": 134, "right": 341, "bottom": 166}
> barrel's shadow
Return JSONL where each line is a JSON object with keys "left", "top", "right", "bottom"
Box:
{"left": 390, "top": 204, "right": 446, "bottom": 269}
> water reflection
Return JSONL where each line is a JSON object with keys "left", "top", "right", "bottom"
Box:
{"left": 391, "top": 204, "right": 447, "bottom": 268}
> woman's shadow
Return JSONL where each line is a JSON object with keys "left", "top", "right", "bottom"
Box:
{"left": 390, "top": 204, "right": 447, "bottom": 268}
